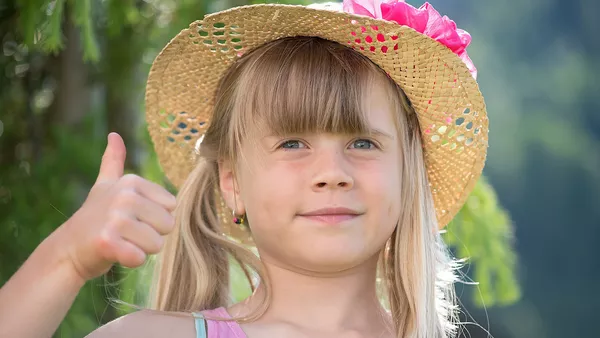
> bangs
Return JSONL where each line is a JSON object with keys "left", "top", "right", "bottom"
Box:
{"left": 231, "top": 37, "right": 393, "bottom": 141}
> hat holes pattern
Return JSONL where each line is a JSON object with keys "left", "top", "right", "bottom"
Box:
{"left": 425, "top": 112, "right": 481, "bottom": 153}
{"left": 425, "top": 109, "right": 481, "bottom": 154}
{"left": 160, "top": 109, "right": 209, "bottom": 146}
{"left": 159, "top": 23, "right": 247, "bottom": 148}
{"left": 192, "top": 22, "right": 244, "bottom": 57}
{"left": 347, "top": 23, "right": 400, "bottom": 54}
{"left": 424, "top": 103, "right": 486, "bottom": 209}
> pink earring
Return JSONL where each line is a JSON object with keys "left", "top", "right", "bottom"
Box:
{"left": 233, "top": 211, "right": 245, "bottom": 224}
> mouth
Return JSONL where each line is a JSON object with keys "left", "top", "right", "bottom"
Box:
{"left": 298, "top": 207, "right": 364, "bottom": 225}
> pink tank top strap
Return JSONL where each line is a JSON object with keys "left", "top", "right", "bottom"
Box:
{"left": 201, "top": 307, "right": 247, "bottom": 338}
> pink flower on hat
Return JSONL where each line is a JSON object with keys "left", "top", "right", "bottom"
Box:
{"left": 343, "top": 0, "right": 477, "bottom": 79}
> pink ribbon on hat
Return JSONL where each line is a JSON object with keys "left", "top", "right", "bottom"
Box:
{"left": 343, "top": 0, "right": 477, "bottom": 79}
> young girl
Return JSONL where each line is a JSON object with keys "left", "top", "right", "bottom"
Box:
{"left": 0, "top": 1, "right": 488, "bottom": 337}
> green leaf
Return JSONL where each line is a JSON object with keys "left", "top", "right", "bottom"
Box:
{"left": 16, "top": 0, "right": 45, "bottom": 47}
{"left": 69, "top": 0, "right": 99, "bottom": 61}
{"left": 42, "top": 0, "right": 66, "bottom": 53}
{"left": 444, "top": 176, "right": 521, "bottom": 308}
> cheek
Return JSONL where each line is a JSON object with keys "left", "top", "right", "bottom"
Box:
{"left": 358, "top": 158, "right": 402, "bottom": 237}
{"left": 240, "top": 163, "right": 302, "bottom": 225}
{"left": 361, "top": 158, "right": 401, "bottom": 204}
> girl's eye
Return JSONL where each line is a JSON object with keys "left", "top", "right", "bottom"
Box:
{"left": 279, "top": 140, "right": 306, "bottom": 149}
{"left": 350, "top": 139, "right": 377, "bottom": 150}
{"left": 277, "top": 138, "right": 377, "bottom": 150}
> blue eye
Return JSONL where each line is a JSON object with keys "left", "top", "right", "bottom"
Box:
{"left": 277, "top": 138, "right": 377, "bottom": 150}
{"left": 279, "top": 140, "right": 305, "bottom": 149}
{"left": 351, "top": 139, "right": 376, "bottom": 149}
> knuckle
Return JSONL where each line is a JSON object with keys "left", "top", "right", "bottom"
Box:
{"left": 165, "top": 194, "right": 177, "bottom": 209}
{"left": 148, "top": 236, "right": 164, "bottom": 254}
{"left": 121, "top": 174, "right": 142, "bottom": 187}
{"left": 132, "top": 254, "right": 146, "bottom": 267}
{"left": 165, "top": 216, "right": 176, "bottom": 233}
{"left": 121, "top": 249, "right": 146, "bottom": 268}
{"left": 94, "top": 231, "right": 116, "bottom": 260}
{"left": 108, "top": 211, "right": 134, "bottom": 230}
{"left": 160, "top": 213, "right": 176, "bottom": 234}
{"left": 115, "top": 189, "right": 139, "bottom": 208}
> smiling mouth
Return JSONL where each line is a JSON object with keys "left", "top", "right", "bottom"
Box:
{"left": 299, "top": 214, "right": 361, "bottom": 225}
{"left": 298, "top": 207, "right": 364, "bottom": 225}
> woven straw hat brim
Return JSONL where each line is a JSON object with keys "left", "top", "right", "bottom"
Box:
{"left": 145, "top": 4, "right": 489, "bottom": 239}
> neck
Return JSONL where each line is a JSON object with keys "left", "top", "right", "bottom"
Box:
{"left": 233, "top": 253, "right": 392, "bottom": 335}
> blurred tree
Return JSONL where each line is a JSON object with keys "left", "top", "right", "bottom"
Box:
{"left": 438, "top": 0, "right": 600, "bottom": 337}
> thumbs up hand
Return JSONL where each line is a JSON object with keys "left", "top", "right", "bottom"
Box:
{"left": 60, "top": 133, "right": 177, "bottom": 281}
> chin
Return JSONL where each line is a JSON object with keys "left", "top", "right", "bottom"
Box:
{"left": 254, "top": 223, "right": 391, "bottom": 273}
{"left": 293, "top": 243, "right": 377, "bottom": 272}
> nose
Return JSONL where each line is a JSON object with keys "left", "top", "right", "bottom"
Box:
{"left": 311, "top": 148, "right": 354, "bottom": 192}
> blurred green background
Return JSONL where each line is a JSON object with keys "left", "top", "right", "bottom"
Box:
{"left": 0, "top": 0, "right": 597, "bottom": 337}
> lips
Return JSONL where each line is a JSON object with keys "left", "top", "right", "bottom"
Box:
{"left": 298, "top": 207, "right": 363, "bottom": 225}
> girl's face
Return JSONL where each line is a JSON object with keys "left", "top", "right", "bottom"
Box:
{"left": 220, "top": 81, "right": 402, "bottom": 272}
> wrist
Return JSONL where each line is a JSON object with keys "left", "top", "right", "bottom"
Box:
{"left": 37, "top": 227, "right": 87, "bottom": 289}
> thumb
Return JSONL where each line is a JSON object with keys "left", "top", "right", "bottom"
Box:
{"left": 96, "top": 132, "right": 126, "bottom": 184}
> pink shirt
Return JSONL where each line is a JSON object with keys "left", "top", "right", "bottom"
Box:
{"left": 195, "top": 307, "right": 247, "bottom": 338}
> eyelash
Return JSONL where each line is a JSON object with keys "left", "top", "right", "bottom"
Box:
{"left": 277, "top": 138, "right": 380, "bottom": 150}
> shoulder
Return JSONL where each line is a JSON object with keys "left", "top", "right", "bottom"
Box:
{"left": 85, "top": 309, "right": 197, "bottom": 338}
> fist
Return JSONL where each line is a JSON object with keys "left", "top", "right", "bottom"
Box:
{"left": 60, "top": 133, "right": 177, "bottom": 281}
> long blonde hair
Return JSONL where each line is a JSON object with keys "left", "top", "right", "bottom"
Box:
{"left": 149, "top": 36, "right": 460, "bottom": 338}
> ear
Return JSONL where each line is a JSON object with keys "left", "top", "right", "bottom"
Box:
{"left": 218, "top": 160, "right": 245, "bottom": 215}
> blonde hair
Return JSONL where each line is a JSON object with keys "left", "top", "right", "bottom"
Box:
{"left": 149, "top": 36, "right": 460, "bottom": 338}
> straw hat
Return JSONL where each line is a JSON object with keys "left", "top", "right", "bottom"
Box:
{"left": 145, "top": 1, "right": 489, "bottom": 240}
